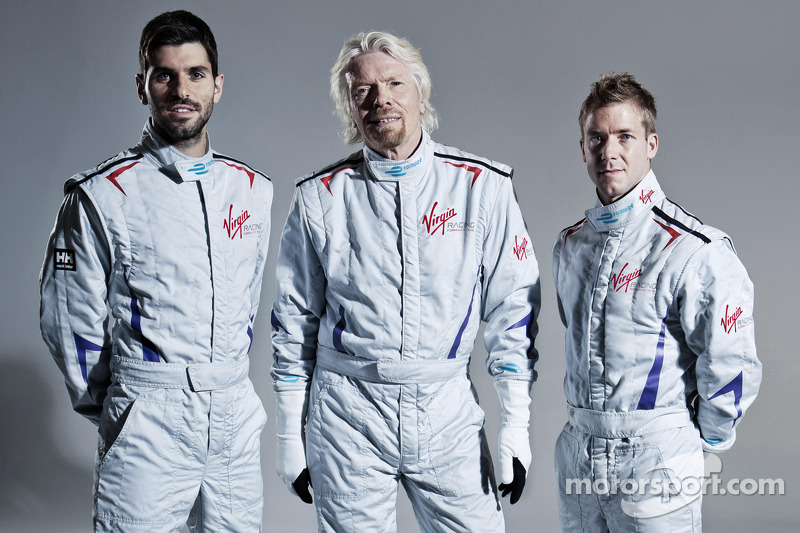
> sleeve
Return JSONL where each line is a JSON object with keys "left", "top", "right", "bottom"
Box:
{"left": 270, "top": 187, "right": 326, "bottom": 392}
{"left": 480, "top": 176, "right": 541, "bottom": 384}
{"left": 677, "top": 238, "right": 761, "bottom": 452}
{"left": 248, "top": 180, "right": 273, "bottom": 327}
{"left": 39, "top": 188, "right": 113, "bottom": 425}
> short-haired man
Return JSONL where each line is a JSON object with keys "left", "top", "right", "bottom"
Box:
{"left": 552, "top": 72, "right": 761, "bottom": 531}
{"left": 39, "top": 10, "right": 272, "bottom": 531}
{"left": 271, "top": 31, "right": 540, "bottom": 531}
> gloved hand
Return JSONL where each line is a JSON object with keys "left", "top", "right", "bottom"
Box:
{"left": 495, "top": 379, "right": 532, "bottom": 504}
{"left": 275, "top": 389, "right": 313, "bottom": 504}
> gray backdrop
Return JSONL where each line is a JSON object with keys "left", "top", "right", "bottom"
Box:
{"left": 1, "top": 0, "right": 796, "bottom": 531}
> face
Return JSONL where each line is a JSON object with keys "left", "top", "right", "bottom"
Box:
{"left": 347, "top": 51, "right": 425, "bottom": 160}
{"left": 580, "top": 101, "right": 658, "bottom": 205}
{"left": 136, "top": 42, "right": 223, "bottom": 156}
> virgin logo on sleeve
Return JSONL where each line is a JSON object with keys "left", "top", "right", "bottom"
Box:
{"left": 721, "top": 304, "right": 754, "bottom": 334}
{"left": 513, "top": 235, "right": 533, "bottom": 260}
{"left": 224, "top": 204, "right": 262, "bottom": 239}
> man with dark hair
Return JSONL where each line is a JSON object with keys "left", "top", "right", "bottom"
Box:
{"left": 271, "top": 31, "right": 540, "bottom": 532}
{"left": 552, "top": 72, "right": 761, "bottom": 531}
{"left": 39, "top": 10, "right": 272, "bottom": 531}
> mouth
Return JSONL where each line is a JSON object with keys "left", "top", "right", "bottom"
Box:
{"left": 164, "top": 100, "right": 199, "bottom": 116}
{"left": 600, "top": 168, "right": 623, "bottom": 176}
{"left": 367, "top": 116, "right": 400, "bottom": 126}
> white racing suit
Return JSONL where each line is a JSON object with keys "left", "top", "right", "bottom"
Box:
{"left": 271, "top": 131, "right": 540, "bottom": 532}
{"left": 552, "top": 171, "right": 761, "bottom": 532}
{"left": 39, "top": 121, "right": 273, "bottom": 532}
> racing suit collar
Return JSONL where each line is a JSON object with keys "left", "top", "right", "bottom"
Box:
{"left": 139, "top": 120, "right": 215, "bottom": 182}
{"left": 585, "top": 171, "right": 665, "bottom": 232}
{"left": 363, "top": 130, "right": 434, "bottom": 182}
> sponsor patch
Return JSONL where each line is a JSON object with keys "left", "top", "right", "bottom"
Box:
{"left": 513, "top": 235, "right": 533, "bottom": 260}
{"left": 54, "top": 248, "right": 76, "bottom": 271}
{"left": 224, "top": 204, "right": 262, "bottom": 239}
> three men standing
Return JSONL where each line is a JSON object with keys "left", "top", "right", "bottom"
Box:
{"left": 38, "top": 11, "right": 761, "bottom": 533}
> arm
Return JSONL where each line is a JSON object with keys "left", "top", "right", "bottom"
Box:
{"left": 480, "top": 176, "right": 541, "bottom": 503}
{"left": 270, "top": 188, "right": 326, "bottom": 502}
{"left": 39, "top": 188, "right": 113, "bottom": 425}
{"left": 677, "top": 239, "right": 761, "bottom": 452}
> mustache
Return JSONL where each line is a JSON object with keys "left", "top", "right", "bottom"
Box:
{"left": 162, "top": 98, "right": 199, "bottom": 110}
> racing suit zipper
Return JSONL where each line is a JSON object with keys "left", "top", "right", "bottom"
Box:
{"left": 196, "top": 181, "right": 215, "bottom": 359}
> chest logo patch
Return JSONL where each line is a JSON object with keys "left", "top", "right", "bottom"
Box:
{"left": 422, "top": 202, "right": 457, "bottom": 236}
{"left": 610, "top": 262, "right": 642, "bottom": 293}
{"left": 224, "top": 204, "right": 262, "bottom": 239}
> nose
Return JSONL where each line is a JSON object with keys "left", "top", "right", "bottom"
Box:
{"left": 372, "top": 84, "right": 391, "bottom": 108}
{"left": 171, "top": 73, "right": 191, "bottom": 99}
{"left": 601, "top": 138, "right": 619, "bottom": 160}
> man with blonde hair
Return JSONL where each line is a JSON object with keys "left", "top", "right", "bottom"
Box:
{"left": 271, "top": 31, "right": 540, "bottom": 531}
{"left": 552, "top": 72, "right": 761, "bottom": 531}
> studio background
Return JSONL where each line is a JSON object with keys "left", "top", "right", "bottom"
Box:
{"left": 1, "top": 1, "right": 796, "bottom": 531}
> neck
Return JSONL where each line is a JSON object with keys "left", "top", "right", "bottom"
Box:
{"left": 371, "top": 129, "right": 423, "bottom": 161}
{"left": 152, "top": 122, "right": 209, "bottom": 158}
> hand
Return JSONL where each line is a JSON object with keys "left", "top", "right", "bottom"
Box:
{"left": 498, "top": 457, "right": 526, "bottom": 504}
{"left": 275, "top": 390, "right": 311, "bottom": 502}
{"left": 494, "top": 379, "right": 532, "bottom": 504}
{"left": 292, "top": 468, "right": 313, "bottom": 504}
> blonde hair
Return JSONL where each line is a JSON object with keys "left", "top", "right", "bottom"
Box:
{"left": 330, "top": 31, "right": 439, "bottom": 145}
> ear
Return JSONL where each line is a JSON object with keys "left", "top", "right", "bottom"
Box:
{"left": 135, "top": 74, "right": 148, "bottom": 105}
{"left": 213, "top": 73, "right": 224, "bottom": 104}
{"left": 419, "top": 97, "right": 426, "bottom": 116}
{"left": 579, "top": 138, "right": 587, "bottom": 163}
{"left": 647, "top": 133, "right": 659, "bottom": 160}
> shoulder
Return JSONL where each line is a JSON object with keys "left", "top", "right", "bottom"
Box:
{"left": 212, "top": 152, "right": 271, "bottom": 185}
{"left": 431, "top": 142, "right": 513, "bottom": 181}
{"left": 653, "top": 198, "right": 730, "bottom": 246}
{"left": 64, "top": 148, "right": 145, "bottom": 195}
{"left": 295, "top": 150, "right": 365, "bottom": 189}
{"left": 556, "top": 218, "right": 589, "bottom": 245}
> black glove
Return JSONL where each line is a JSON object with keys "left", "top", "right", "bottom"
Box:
{"left": 292, "top": 468, "right": 313, "bottom": 504}
{"left": 498, "top": 457, "right": 526, "bottom": 504}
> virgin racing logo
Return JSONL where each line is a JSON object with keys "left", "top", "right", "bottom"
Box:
{"left": 224, "top": 204, "right": 262, "bottom": 239}
{"left": 721, "top": 304, "right": 754, "bottom": 334}
{"left": 421, "top": 202, "right": 474, "bottom": 235}
{"left": 610, "top": 263, "right": 642, "bottom": 293}
{"left": 513, "top": 236, "right": 533, "bottom": 260}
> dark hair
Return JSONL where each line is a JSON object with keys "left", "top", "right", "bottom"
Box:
{"left": 139, "top": 10, "right": 218, "bottom": 78}
{"left": 579, "top": 72, "right": 657, "bottom": 137}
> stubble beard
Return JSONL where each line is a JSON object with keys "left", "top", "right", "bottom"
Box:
{"left": 151, "top": 97, "right": 214, "bottom": 148}
{"left": 365, "top": 119, "right": 407, "bottom": 154}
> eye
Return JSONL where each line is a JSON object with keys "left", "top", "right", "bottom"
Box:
{"left": 621, "top": 134, "right": 633, "bottom": 140}
{"left": 590, "top": 135, "right": 601, "bottom": 143}
{"left": 190, "top": 71, "right": 205, "bottom": 80}
{"left": 154, "top": 72, "right": 171, "bottom": 82}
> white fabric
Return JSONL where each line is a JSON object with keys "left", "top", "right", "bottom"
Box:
{"left": 495, "top": 378, "right": 532, "bottom": 484}
{"left": 275, "top": 389, "right": 310, "bottom": 495}
{"left": 40, "top": 120, "right": 272, "bottom": 531}
{"left": 271, "top": 131, "right": 540, "bottom": 531}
